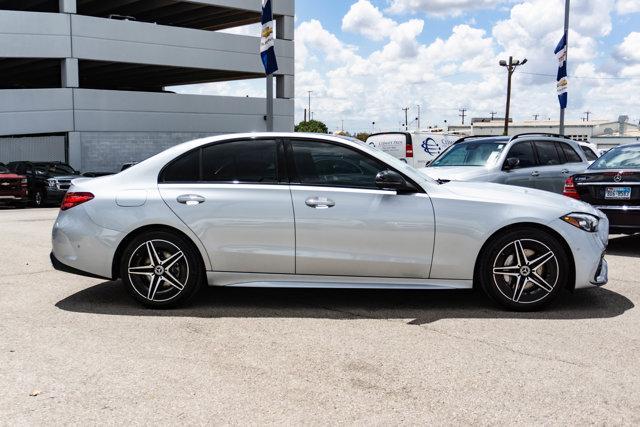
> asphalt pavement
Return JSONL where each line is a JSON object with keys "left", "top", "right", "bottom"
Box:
{"left": 1, "top": 208, "right": 639, "bottom": 425}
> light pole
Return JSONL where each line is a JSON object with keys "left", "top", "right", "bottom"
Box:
{"left": 499, "top": 56, "right": 527, "bottom": 135}
{"left": 559, "top": 0, "right": 571, "bottom": 135}
{"left": 416, "top": 105, "right": 421, "bottom": 130}
{"left": 307, "top": 91, "right": 313, "bottom": 122}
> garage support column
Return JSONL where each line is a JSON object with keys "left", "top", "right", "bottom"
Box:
{"left": 59, "top": 0, "right": 77, "bottom": 14}
{"left": 67, "top": 132, "right": 82, "bottom": 170}
{"left": 62, "top": 58, "right": 79, "bottom": 88}
{"left": 275, "top": 15, "right": 294, "bottom": 100}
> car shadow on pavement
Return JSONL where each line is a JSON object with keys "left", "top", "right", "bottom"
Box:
{"left": 56, "top": 281, "right": 634, "bottom": 325}
{"left": 608, "top": 234, "right": 640, "bottom": 258}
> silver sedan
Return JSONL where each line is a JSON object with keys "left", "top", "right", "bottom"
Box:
{"left": 51, "top": 133, "right": 609, "bottom": 311}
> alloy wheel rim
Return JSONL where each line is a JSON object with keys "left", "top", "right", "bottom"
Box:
{"left": 127, "top": 239, "right": 189, "bottom": 303}
{"left": 492, "top": 239, "right": 559, "bottom": 304}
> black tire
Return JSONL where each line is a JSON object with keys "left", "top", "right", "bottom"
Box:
{"left": 120, "top": 230, "right": 204, "bottom": 309}
{"left": 478, "top": 228, "right": 570, "bottom": 311}
{"left": 32, "top": 189, "right": 45, "bottom": 208}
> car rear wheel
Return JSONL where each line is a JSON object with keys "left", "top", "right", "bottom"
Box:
{"left": 478, "top": 228, "right": 569, "bottom": 311}
{"left": 120, "top": 231, "right": 204, "bottom": 309}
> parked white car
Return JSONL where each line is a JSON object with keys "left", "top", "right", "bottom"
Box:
{"left": 51, "top": 133, "right": 608, "bottom": 311}
{"left": 577, "top": 141, "right": 601, "bottom": 164}
{"left": 366, "top": 132, "right": 458, "bottom": 169}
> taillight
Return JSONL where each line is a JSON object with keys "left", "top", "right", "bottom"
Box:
{"left": 563, "top": 176, "right": 580, "bottom": 199}
{"left": 61, "top": 192, "right": 94, "bottom": 211}
{"left": 406, "top": 141, "right": 414, "bottom": 158}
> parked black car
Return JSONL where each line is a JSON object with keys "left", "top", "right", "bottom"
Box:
{"left": 564, "top": 143, "right": 640, "bottom": 234}
{"left": 7, "top": 161, "right": 80, "bottom": 207}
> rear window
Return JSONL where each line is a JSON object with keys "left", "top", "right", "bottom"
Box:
{"left": 590, "top": 146, "right": 640, "bottom": 170}
{"left": 579, "top": 145, "right": 598, "bottom": 161}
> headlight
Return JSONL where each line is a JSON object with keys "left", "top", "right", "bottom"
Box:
{"left": 561, "top": 213, "right": 599, "bottom": 232}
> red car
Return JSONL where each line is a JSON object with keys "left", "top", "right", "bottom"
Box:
{"left": 0, "top": 163, "right": 28, "bottom": 207}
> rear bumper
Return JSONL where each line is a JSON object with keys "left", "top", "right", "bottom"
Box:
{"left": 0, "top": 195, "right": 28, "bottom": 204}
{"left": 50, "top": 252, "right": 110, "bottom": 280}
{"left": 594, "top": 206, "right": 640, "bottom": 233}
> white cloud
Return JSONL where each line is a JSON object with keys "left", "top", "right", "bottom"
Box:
{"left": 616, "top": 32, "right": 640, "bottom": 63}
{"left": 342, "top": 0, "right": 398, "bottom": 41}
{"left": 616, "top": 0, "right": 640, "bottom": 14}
{"left": 218, "top": 23, "right": 262, "bottom": 37}
{"left": 386, "top": 0, "right": 505, "bottom": 16}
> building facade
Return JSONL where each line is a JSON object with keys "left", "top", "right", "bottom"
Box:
{"left": 0, "top": 0, "right": 295, "bottom": 172}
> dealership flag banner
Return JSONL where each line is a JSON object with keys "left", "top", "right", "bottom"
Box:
{"left": 554, "top": 34, "right": 568, "bottom": 109}
{"left": 260, "top": 0, "right": 278, "bottom": 75}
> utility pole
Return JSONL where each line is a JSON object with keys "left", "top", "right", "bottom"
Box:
{"left": 307, "top": 91, "right": 313, "bottom": 122}
{"left": 490, "top": 111, "right": 497, "bottom": 120}
{"left": 341, "top": 119, "right": 344, "bottom": 132}
{"left": 402, "top": 107, "right": 410, "bottom": 131}
{"left": 499, "top": 56, "right": 528, "bottom": 135}
{"left": 559, "top": 0, "right": 570, "bottom": 135}
{"left": 583, "top": 111, "right": 591, "bottom": 121}
{"left": 416, "top": 105, "right": 421, "bottom": 130}
{"left": 533, "top": 114, "right": 540, "bottom": 121}
{"left": 459, "top": 108, "right": 467, "bottom": 125}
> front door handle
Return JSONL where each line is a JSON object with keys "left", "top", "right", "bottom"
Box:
{"left": 531, "top": 171, "right": 540, "bottom": 177}
{"left": 305, "top": 197, "right": 335, "bottom": 209}
{"left": 561, "top": 169, "right": 570, "bottom": 174}
{"left": 177, "top": 194, "right": 205, "bottom": 205}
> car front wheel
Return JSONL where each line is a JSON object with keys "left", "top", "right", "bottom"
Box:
{"left": 479, "top": 228, "right": 569, "bottom": 311}
{"left": 120, "top": 231, "right": 204, "bottom": 309}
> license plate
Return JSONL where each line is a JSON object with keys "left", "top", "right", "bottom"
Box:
{"left": 605, "top": 187, "right": 631, "bottom": 200}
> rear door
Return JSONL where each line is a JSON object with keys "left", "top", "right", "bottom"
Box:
{"left": 158, "top": 139, "right": 295, "bottom": 274}
{"left": 532, "top": 140, "right": 564, "bottom": 193}
{"left": 502, "top": 141, "right": 538, "bottom": 189}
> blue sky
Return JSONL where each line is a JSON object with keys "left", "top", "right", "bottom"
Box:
{"left": 178, "top": 0, "right": 640, "bottom": 133}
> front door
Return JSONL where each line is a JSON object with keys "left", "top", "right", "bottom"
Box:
{"left": 159, "top": 139, "right": 295, "bottom": 274}
{"left": 286, "top": 139, "right": 435, "bottom": 278}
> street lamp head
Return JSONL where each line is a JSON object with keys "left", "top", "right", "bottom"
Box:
{"left": 499, "top": 60, "right": 507, "bottom": 66}
{"left": 521, "top": 58, "right": 528, "bottom": 65}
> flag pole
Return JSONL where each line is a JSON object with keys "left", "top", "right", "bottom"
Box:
{"left": 559, "top": 0, "right": 570, "bottom": 135}
{"left": 266, "top": 74, "right": 274, "bottom": 132}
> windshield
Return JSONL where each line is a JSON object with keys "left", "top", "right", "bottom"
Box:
{"left": 431, "top": 142, "right": 506, "bottom": 167}
{"left": 589, "top": 146, "right": 640, "bottom": 170}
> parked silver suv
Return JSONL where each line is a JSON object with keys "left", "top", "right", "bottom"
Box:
{"left": 420, "top": 134, "right": 590, "bottom": 194}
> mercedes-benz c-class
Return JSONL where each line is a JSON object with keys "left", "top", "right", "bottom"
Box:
{"left": 51, "top": 133, "right": 609, "bottom": 311}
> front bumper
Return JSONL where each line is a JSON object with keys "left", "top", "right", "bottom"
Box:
{"left": 591, "top": 257, "right": 608, "bottom": 286}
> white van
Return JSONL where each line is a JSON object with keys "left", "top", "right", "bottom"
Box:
{"left": 366, "top": 132, "right": 459, "bottom": 168}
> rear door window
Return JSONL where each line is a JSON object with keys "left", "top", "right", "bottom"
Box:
{"left": 534, "top": 141, "right": 563, "bottom": 166}
{"left": 202, "top": 139, "right": 278, "bottom": 184}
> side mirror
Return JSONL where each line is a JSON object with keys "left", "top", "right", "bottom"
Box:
{"left": 375, "top": 170, "right": 414, "bottom": 192}
{"left": 504, "top": 157, "right": 520, "bottom": 170}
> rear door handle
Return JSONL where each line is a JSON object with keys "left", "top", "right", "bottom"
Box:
{"left": 177, "top": 194, "right": 205, "bottom": 205}
{"left": 305, "top": 197, "right": 335, "bottom": 209}
{"left": 531, "top": 171, "right": 540, "bottom": 177}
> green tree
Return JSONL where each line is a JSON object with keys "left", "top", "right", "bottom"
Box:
{"left": 295, "top": 120, "right": 328, "bottom": 134}
{"left": 355, "top": 132, "right": 370, "bottom": 142}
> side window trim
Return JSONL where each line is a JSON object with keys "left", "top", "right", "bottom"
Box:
{"left": 283, "top": 137, "right": 423, "bottom": 193}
